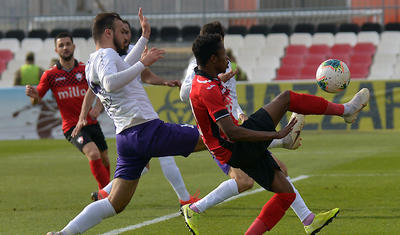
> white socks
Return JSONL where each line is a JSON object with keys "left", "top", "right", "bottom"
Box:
{"left": 193, "top": 178, "right": 239, "bottom": 213}
{"left": 159, "top": 156, "right": 190, "bottom": 201}
{"left": 287, "top": 176, "right": 312, "bottom": 222}
{"left": 61, "top": 198, "right": 116, "bottom": 235}
{"left": 102, "top": 180, "right": 113, "bottom": 194}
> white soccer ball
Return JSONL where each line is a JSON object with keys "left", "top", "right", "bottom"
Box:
{"left": 316, "top": 59, "right": 350, "bottom": 93}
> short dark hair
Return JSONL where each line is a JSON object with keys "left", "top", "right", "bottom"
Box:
{"left": 200, "top": 21, "right": 225, "bottom": 38}
{"left": 122, "top": 20, "right": 131, "bottom": 30}
{"left": 26, "top": 51, "right": 34, "bottom": 62}
{"left": 92, "top": 12, "right": 123, "bottom": 41}
{"left": 192, "top": 34, "right": 223, "bottom": 67}
{"left": 54, "top": 32, "right": 73, "bottom": 45}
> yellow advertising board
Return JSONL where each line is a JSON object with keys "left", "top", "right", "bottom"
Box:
{"left": 145, "top": 80, "right": 400, "bottom": 131}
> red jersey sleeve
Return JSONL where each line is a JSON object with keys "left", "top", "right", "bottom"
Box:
{"left": 36, "top": 70, "right": 51, "bottom": 98}
{"left": 202, "top": 85, "right": 230, "bottom": 122}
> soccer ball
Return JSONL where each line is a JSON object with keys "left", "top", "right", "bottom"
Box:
{"left": 316, "top": 59, "right": 350, "bottom": 93}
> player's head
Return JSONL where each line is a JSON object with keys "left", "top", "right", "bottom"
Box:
{"left": 120, "top": 20, "right": 132, "bottom": 55}
{"left": 192, "top": 34, "right": 228, "bottom": 74}
{"left": 200, "top": 21, "right": 225, "bottom": 39}
{"left": 25, "top": 52, "right": 35, "bottom": 64}
{"left": 54, "top": 32, "right": 75, "bottom": 61}
{"left": 92, "top": 12, "right": 127, "bottom": 55}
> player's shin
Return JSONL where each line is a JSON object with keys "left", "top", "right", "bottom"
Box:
{"left": 60, "top": 199, "right": 116, "bottom": 235}
{"left": 288, "top": 91, "right": 344, "bottom": 116}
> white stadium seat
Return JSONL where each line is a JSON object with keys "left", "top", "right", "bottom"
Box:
{"left": 374, "top": 54, "right": 396, "bottom": 66}
{"left": 368, "top": 63, "right": 394, "bottom": 80}
{"left": 260, "top": 45, "right": 285, "bottom": 58}
{"left": 250, "top": 67, "right": 275, "bottom": 82}
{"left": 21, "top": 38, "right": 43, "bottom": 53}
{"left": 380, "top": 31, "right": 400, "bottom": 45}
{"left": 257, "top": 54, "right": 280, "bottom": 70}
{"left": 335, "top": 32, "right": 357, "bottom": 46}
{"left": 224, "top": 35, "right": 244, "bottom": 51}
{"left": 0, "top": 38, "right": 20, "bottom": 53}
{"left": 312, "top": 33, "right": 334, "bottom": 46}
{"left": 243, "top": 34, "right": 266, "bottom": 50}
{"left": 266, "top": 33, "right": 289, "bottom": 48}
{"left": 357, "top": 31, "right": 380, "bottom": 45}
{"left": 290, "top": 33, "right": 312, "bottom": 47}
{"left": 376, "top": 42, "right": 400, "bottom": 55}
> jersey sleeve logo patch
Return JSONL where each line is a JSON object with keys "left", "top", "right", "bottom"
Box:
{"left": 55, "top": 77, "right": 66, "bottom": 82}
{"left": 77, "top": 136, "right": 84, "bottom": 144}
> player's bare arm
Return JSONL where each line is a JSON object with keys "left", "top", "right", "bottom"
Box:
{"left": 141, "top": 68, "right": 181, "bottom": 87}
{"left": 216, "top": 115, "right": 297, "bottom": 142}
{"left": 218, "top": 69, "right": 237, "bottom": 83}
{"left": 138, "top": 8, "right": 150, "bottom": 39}
{"left": 71, "top": 89, "right": 97, "bottom": 137}
{"left": 89, "top": 97, "right": 104, "bottom": 119}
{"left": 25, "top": 85, "right": 41, "bottom": 105}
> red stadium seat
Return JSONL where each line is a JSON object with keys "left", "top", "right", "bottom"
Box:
{"left": 275, "top": 65, "right": 301, "bottom": 80}
{"left": 349, "top": 64, "right": 370, "bottom": 79}
{"left": 353, "top": 42, "right": 376, "bottom": 56}
{"left": 0, "top": 50, "right": 13, "bottom": 63}
{"left": 308, "top": 45, "right": 330, "bottom": 56}
{"left": 286, "top": 45, "right": 308, "bottom": 56}
{"left": 330, "top": 44, "right": 353, "bottom": 56}
{"left": 299, "top": 65, "right": 317, "bottom": 79}
{"left": 304, "top": 54, "right": 326, "bottom": 67}
{"left": 281, "top": 55, "right": 304, "bottom": 67}
{"left": 329, "top": 54, "right": 351, "bottom": 66}
{"left": 350, "top": 54, "right": 372, "bottom": 66}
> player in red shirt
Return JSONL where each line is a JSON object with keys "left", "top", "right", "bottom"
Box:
{"left": 189, "top": 34, "right": 369, "bottom": 234}
{"left": 25, "top": 32, "right": 110, "bottom": 190}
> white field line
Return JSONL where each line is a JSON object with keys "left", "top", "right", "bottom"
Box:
{"left": 100, "top": 175, "right": 310, "bottom": 235}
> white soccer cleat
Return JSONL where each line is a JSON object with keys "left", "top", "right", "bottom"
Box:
{"left": 342, "top": 88, "right": 370, "bottom": 124}
{"left": 282, "top": 113, "right": 305, "bottom": 150}
{"left": 46, "top": 232, "right": 63, "bottom": 235}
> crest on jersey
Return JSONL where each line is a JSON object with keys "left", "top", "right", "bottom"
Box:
{"left": 55, "top": 77, "right": 66, "bottom": 82}
{"left": 75, "top": 73, "right": 83, "bottom": 82}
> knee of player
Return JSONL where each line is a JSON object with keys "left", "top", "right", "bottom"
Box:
{"left": 85, "top": 149, "right": 101, "bottom": 160}
{"left": 236, "top": 176, "right": 254, "bottom": 192}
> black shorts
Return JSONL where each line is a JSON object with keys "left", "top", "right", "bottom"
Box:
{"left": 64, "top": 123, "right": 108, "bottom": 153}
{"left": 228, "top": 108, "right": 280, "bottom": 191}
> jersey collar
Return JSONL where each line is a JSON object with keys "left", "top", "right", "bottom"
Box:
{"left": 56, "top": 59, "right": 79, "bottom": 70}
{"left": 194, "top": 67, "right": 219, "bottom": 81}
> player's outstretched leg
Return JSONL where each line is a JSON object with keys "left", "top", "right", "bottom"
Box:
{"left": 263, "top": 88, "right": 370, "bottom": 128}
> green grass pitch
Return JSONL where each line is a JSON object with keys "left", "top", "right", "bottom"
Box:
{"left": 0, "top": 130, "right": 399, "bottom": 234}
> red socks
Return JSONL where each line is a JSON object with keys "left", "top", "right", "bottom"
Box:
{"left": 289, "top": 91, "right": 344, "bottom": 115}
{"left": 245, "top": 193, "right": 296, "bottom": 235}
{"left": 89, "top": 159, "right": 110, "bottom": 189}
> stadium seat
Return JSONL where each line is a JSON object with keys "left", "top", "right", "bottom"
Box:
{"left": 350, "top": 54, "right": 372, "bottom": 66}
{"left": 368, "top": 63, "right": 394, "bottom": 80}
{"left": 286, "top": 45, "right": 308, "bottom": 56}
{"left": 384, "top": 22, "right": 400, "bottom": 31}
{"left": 160, "top": 26, "right": 180, "bottom": 42}
{"left": 5, "top": 30, "right": 25, "bottom": 41}
{"left": 331, "top": 44, "right": 353, "bottom": 56}
{"left": 227, "top": 25, "right": 247, "bottom": 36}
{"left": 312, "top": 33, "right": 334, "bottom": 46}
{"left": 357, "top": 31, "right": 380, "bottom": 45}
{"left": 376, "top": 41, "right": 400, "bottom": 55}
{"left": 380, "top": 31, "right": 400, "bottom": 44}
{"left": 275, "top": 65, "right": 301, "bottom": 80}
{"left": 0, "top": 60, "right": 6, "bottom": 73}
{"left": 335, "top": 32, "right": 357, "bottom": 46}
{"left": 290, "top": 33, "right": 312, "bottom": 47}
{"left": 353, "top": 43, "right": 376, "bottom": 56}
{"left": 271, "top": 24, "right": 291, "bottom": 35}
{"left": 257, "top": 54, "right": 280, "bottom": 70}
{"left": 248, "top": 25, "right": 269, "bottom": 35}
{"left": 28, "top": 29, "right": 48, "bottom": 40}
{"left": 0, "top": 31, "right": 3, "bottom": 39}
{"left": 250, "top": 67, "right": 275, "bottom": 82}
{"left": 304, "top": 54, "right": 326, "bottom": 67}
{"left": 0, "top": 50, "right": 13, "bottom": 63}
{"left": 260, "top": 45, "right": 285, "bottom": 58}
{"left": 316, "top": 23, "right": 337, "bottom": 34}
{"left": 361, "top": 23, "right": 382, "bottom": 33}
{"left": 329, "top": 54, "right": 351, "bottom": 66}
{"left": 237, "top": 48, "right": 261, "bottom": 61}
{"left": 391, "top": 64, "right": 400, "bottom": 79}
{"left": 281, "top": 55, "right": 304, "bottom": 66}
{"left": 308, "top": 45, "right": 330, "bottom": 56}
{"left": 224, "top": 35, "right": 244, "bottom": 51}
{"left": 374, "top": 54, "right": 396, "bottom": 66}
{"left": 349, "top": 64, "right": 370, "bottom": 78}
{"left": 138, "top": 27, "right": 158, "bottom": 41}
{"left": 266, "top": 33, "right": 289, "bottom": 48}
{"left": 72, "top": 28, "right": 91, "bottom": 39}
{"left": 294, "top": 23, "right": 315, "bottom": 34}
{"left": 243, "top": 34, "right": 266, "bottom": 49}
{"left": 299, "top": 65, "right": 317, "bottom": 79}
{"left": 181, "top": 25, "right": 200, "bottom": 41}
{"left": 339, "top": 23, "right": 360, "bottom": 33}
{"left": 0, "top": 38, "right": 20, "bottom": 53}
{"left": 50, "top": 28, "right": 70, "bottom": 38}
{"left": 21, "top": 38, "right": 43, "bottom": 52}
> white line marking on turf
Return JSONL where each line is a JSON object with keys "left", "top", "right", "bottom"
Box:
{"left": 100, "top": 175, "right": 310, "bottom": 235}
